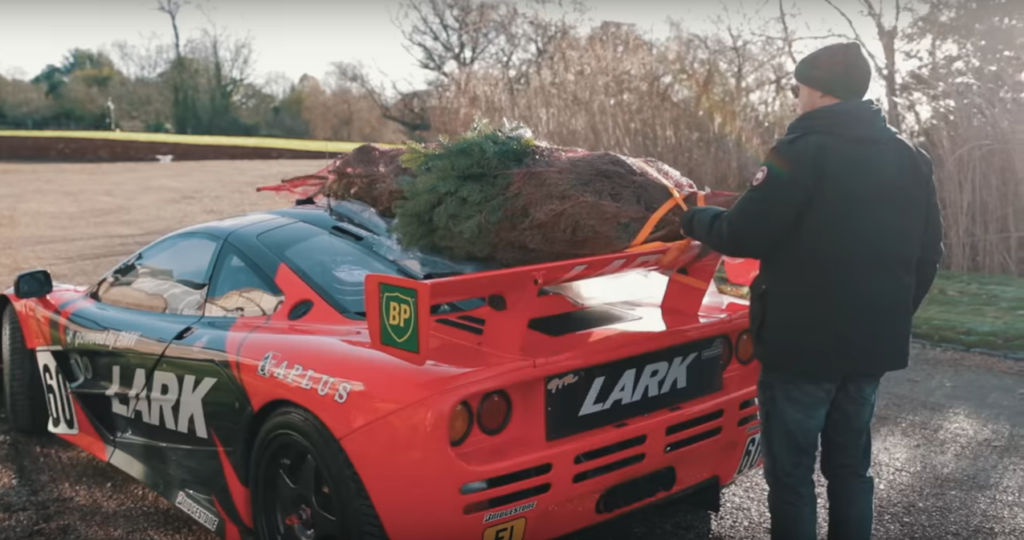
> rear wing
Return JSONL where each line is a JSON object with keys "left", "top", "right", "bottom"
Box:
{"left": 364, "top": 241, "right": 747, "bottom": 364}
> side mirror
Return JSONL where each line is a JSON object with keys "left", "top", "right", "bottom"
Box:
{"left": 14, "top": 269, "right": 53, "bottom": 299}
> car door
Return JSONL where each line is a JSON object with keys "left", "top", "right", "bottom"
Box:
{"left": 58, "top": 232, "right": 221, "bottom": 447}
{"left": 143, "top": 238, "right": 286, "bottom": 488}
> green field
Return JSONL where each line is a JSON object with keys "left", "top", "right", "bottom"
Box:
{"left": 0, "top": 130, "right": 397, "bottom": 153}
{"left": 914, "top": 270, "right": 1024, "bottom": 353}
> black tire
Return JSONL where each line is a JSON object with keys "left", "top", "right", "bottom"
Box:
{"left": 249, "top": 406, "right": 388, "bottom": 540}
{"left": 2, "top": 304, "right": 49, "bottom": 435}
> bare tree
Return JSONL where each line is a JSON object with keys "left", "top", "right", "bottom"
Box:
{"left": 155, "top": 0, "right": 186, "bottom": 58}
{"left": 393, "top": 0, "right": 505, "bottom": 80}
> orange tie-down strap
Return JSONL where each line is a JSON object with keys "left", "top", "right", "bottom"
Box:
{"left": 625, "top": 188, "right": 707, "bottom": 289}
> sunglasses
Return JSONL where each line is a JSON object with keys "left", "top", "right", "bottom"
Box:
{"left": 790, "top": 83, "right": 800, "bottom": 99}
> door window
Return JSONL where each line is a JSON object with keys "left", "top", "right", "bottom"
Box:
{"left": 93, "top": 233, "right": 219, "bottom": 315}
{"left": 204, "top": 244, "right": 284, "bottom": 318}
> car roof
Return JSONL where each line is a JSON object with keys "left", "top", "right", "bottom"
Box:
{"left": 172, "top": 205, "right": 335, "bottom": 239}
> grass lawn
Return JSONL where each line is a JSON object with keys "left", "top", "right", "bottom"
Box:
{"left": 0, "top": 130, "right": 399, "bottom": 153}
{"left": 913, "top": 270, "right": 1024, "bottom": 352}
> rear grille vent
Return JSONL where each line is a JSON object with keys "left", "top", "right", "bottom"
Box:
{"left": 462, "top": 483, "right": 552, "bottom": 515}
{"left": 665, "top": 409, "right": 724, "bottom": 437}
{"left": 573, "top": 454, "right": 645, "bottom": 484}
{"left": 664, "top": 427, "right": 723, "bottom": 454}
{"left": 459, "top": 463, "right": 552, "bottom": 496}
{"left": 739, "top": 398, "right": 757, "bottom": 410}
{"left": 738, "top": 413, "right": 759, "bottom": 427}
{"left": 437, "top": 318, "right": 484, "bottom": 335}
{"left": 574, "top": 435, "right": 647, "bottom": 465}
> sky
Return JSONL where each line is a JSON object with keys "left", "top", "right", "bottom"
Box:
{"left": 0, "top": 0, "right": 889, "bottom": 98}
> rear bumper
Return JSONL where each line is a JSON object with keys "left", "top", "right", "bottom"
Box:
{"left": 341, "top": 372, "right": 762, "bottom": 540}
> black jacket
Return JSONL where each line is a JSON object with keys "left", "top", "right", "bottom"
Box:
{"left": 681, "top": 99, "right": 944, "bottom": 381}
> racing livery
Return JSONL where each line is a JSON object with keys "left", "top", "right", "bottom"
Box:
{"left": 1, "top": 196, "right": 763, "bottom": 540}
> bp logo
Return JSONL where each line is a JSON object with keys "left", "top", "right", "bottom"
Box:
{"left": 379, "top": 283, "right": 419, "bottom": 353}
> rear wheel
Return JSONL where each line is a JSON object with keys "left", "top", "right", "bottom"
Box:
{"left": 1, "top": 304, "right": 49, "bottom": 435}
{"left": 250, "top": 406, "right": 388, "bottom": 540}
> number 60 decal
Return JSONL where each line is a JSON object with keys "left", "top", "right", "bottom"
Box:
{"left": 36, "top": 350, "right": 79, "bottom": 435}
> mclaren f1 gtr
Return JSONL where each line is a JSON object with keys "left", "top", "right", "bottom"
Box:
{"left": 1, "top": 195, "right": 763, "bottom": 540}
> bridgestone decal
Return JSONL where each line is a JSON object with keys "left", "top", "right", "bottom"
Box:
{"left": 175, "top": 492, "right": 220, "bottom": 532}
{"left": 483, "top": 501, "right": 537, "bottom": 524}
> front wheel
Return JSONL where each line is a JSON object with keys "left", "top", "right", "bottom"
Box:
{"left": 249, "top": 406, "right": 388, "bottom": 540}
{"left": 1, "top": 304, "right": 49, "bottom": 435}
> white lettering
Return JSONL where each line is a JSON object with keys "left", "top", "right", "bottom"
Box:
{"left": 317, "top": 376, "right": 333, "bottom": 396}
{"left": 177, "top": 375, "right": 217, "bottom": 439}
{"left": 149, "top": 370, "right": 179, "bottom": 431}
{"left": 126, "top": 367, "right": 151, "bottom": 424}
{"left": 660, "top": 353, "right": 697, "bottom": 394}
{"left": 257, "top": 351, "right": 356, "bottom": 405}
{"left": 106, "top": 365, "right": 130, "bottom": 417}
{"left": 632, "top": 361, "right": 669, "bottom": 402}
{"left": 273, "top": 361, "right": 289, "bottom": 379}
{"left": 578, "top": 376, "right": 607, "bottom": 416}
{"left": 334, "top": 383, "right": 351, "bottom": 403}
{"left": 604, "top": 368, "right": 637, "bottom": 408}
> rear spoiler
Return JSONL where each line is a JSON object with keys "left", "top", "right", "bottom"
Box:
{"left": 364, "top": 241, "right": 741, "bottom": 364}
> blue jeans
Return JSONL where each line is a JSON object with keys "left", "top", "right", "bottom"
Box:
{"left": 758, "top": 366, "right": 882, "bottom": 540}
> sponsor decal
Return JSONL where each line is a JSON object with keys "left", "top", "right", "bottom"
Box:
{"left": 547, "top": 373, "right": 579, "bottom": 394}
{"left": 36, "top": 350, "right": 79, "bottom": 435}
{"left": 175, "top": 492, "right": 220, "bottom": 532}
{"left": 379, "top": 283, "right": 419, "bottom": 354}
{"left": 483, "top": 501, "right": 537, "bottom": 524}
{"left": 482, "top": 517, "right": 526, "bottom": 540}
{"left": 106, "top": 366, "right": 217, "bottom": 438}
{"left": 579, "top": 352, "right": 697, "bottom": 416}
{"left": 701, "top": 338, "right": 724, "bottom": 360}
{"left": 68, "top": 329, "right": 141, "bottom": 350}
{"left": 734, "top": 433, "right": 763, "bottom": 478}
{"left": 257, "top": 352, "right": 353, "bottom": 404}
{"left": 751, "top": 166, "right": 768, "bottom": 186}
{"left": 67, "top": 351, "right": 93, "bottom": 385}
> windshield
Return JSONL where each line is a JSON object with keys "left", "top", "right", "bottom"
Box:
{"left": 257, "top": 221, "right": 404, "bottom": 316}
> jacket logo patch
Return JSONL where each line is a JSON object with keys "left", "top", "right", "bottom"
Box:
{"left": 752, "top": 166, "right": 768, "bottom": 186}
{"left": 106, "top": 366, "right": 217, "bottom": 439}
{"left": 257, "top": 352, "right": 353, "bottom": 404}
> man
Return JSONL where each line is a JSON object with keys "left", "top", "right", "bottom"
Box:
{"left": 680, "top": 42, "right": 944, "bottom": 540}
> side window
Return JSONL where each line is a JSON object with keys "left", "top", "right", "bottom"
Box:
{"left": 204, "top": 244, "right": 284, "bottom": 318}
{"left": 94, "top": 234, "right": 219, "bottom": 315}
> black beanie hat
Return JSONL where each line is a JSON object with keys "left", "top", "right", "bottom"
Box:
{"left": 794, "top": 42, "right": 872, "bottom": 101}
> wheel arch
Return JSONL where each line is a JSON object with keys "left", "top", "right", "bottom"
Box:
{"left": 239, "top": 398, "right": 368, "bottom": 478}
{"left": 241, "top": 398, "right": 390, "bottom": 539}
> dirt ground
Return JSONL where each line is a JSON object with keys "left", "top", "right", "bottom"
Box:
{"left": 0, "top": 161, "right": 1022, "bottom": 540}
{"left": 0, "top": 159, "right": 327, "bottom": 287}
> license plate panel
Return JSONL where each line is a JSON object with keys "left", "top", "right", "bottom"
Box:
{"left": 544, "top": 336, "right": 727, "bottom": 441}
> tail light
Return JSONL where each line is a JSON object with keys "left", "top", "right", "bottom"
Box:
{"left": 477, "top": 391, "right": 512, "bottom": 436}
{"left": 449, "top": 401, "right": 473, "bottom": 446}
{"left": 736, "top": 330, "right": 755, "bottom": 364}
{"left": 720, "top": 336, "right": 734, "bottom": 369}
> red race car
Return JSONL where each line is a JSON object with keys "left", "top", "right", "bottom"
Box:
{"left": 1, "top": 195, "right": 762, "bottom": 540}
